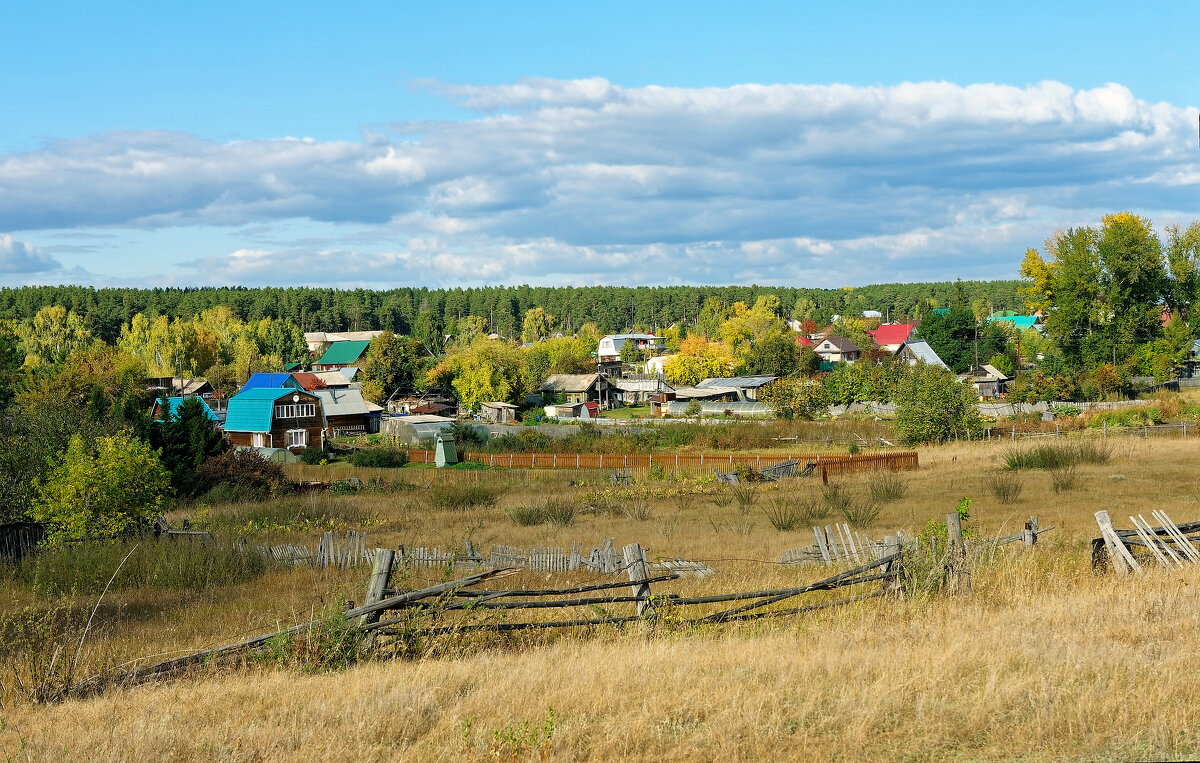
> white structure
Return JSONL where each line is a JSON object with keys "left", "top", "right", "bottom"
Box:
{"left": 597, "top": 333, "right": 667, "bottom": 362}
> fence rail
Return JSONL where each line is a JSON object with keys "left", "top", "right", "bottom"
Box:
{"left": 401, "top": 448, "right": 919, "bottom": 474}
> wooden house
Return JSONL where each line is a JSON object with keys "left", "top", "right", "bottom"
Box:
{"left": 224, "top": 388, "right": 325, "bottom": 452}
{"left": 313, "top": 340, "right": 371, "bottom": 371}
{"left": 813, "top": 336, "right": 861, "bottom": 364}
{"left": 315, "top": 388, "right": 381, "bottom": 437}
{"left": 538, "top": 374, "right": 613, "bottom": 408}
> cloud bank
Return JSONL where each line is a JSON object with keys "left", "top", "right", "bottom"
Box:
{"left": 2, "top": 79, "right": 1196, "bottom": 287}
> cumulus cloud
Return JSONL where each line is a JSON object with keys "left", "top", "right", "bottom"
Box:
{"left": 0, "top": 234, "right": 60, "bottom": 273}
{"left": 2, "top": 78, "right": 1197, "bottom": 286}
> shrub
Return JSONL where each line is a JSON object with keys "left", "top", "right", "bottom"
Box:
{"left": 299, "top": 447, "right": 326, "bottom": 465}
{"left": 258, "top": 607, "right": 368, "bottom": 673}
{"left": 867, "top": 472, "right": 908, "bottom": 504}
{"left": 893, "top": 364, "right": 983, "bottom": 443}
{"left": 32, "top": 432, "right": 172, "bottom": 543}
{"left": 985, "top": 471, "right": 1024, "bottom": 504}
{"left": 350, "top": 449, "right": 409, "bottom": 468}
{"left": 195, "top": 448, "right": 292, "bottom": 498}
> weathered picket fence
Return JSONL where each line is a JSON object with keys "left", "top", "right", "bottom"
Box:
{"left": 781, "top": 524, "right": 912, "bottom": 565}
{"left": 1093, "top": 510, "right": 1200, "bottom": 575}
{"left": 398, "top": 536, "right": 713, "bottom": 577}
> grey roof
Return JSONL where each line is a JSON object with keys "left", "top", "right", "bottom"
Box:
{"left": 672, "top": 386, "right": 740, "bottom": 400}
{"left": 898, "top": 340, "right": 949, "bottom": 370}
{"left": 696, "top": 375, "right": 776, "bottom": 389}
{"left": 538, "top": 374, "right": 601, "bottom": 392}
{"left": 664, "top": 401, "right": 774, "bottom": 417}
{"left": 481, "top": 401, "right": 519, "bottom": 409}
{"left": 315, "top": 389, "right": 372, "bottom": 417}
{"left": 817, "top": 336, "right": 861, "bottom": 353}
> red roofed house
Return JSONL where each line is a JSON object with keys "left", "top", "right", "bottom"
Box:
{"left": 290, "top": 372, "right": 328, "bottom": 392}
{"left": 867, "top": 323, "right": 916, "bottom": 354}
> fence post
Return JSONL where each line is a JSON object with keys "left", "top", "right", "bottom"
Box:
{"left": 622, "top": 543, "right": 654, "bottom": 617}
{"left": 1022, "top": 516, "right": 1039, "bottom": 547}
{"left": 882, "top": 535, "right": 902, "bottom": 595}
{"left": 946, "top": 511, "right": 970, "bottom": 595}
{"left": 359, "top": 549, "right": 395, "bottom": 627}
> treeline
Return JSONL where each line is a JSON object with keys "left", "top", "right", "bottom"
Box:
{"left": 0, "top": 281, "right": 1023, "bottom": 345}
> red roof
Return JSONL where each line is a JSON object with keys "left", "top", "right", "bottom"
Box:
{"left": 795, "top": 335, "right": 816, "bottom": 348}
{"left": 867, "top": 323, "right": 915, "bottom": 346}
{"left": 290, "top": 372, "right": 328, "bottom": 391}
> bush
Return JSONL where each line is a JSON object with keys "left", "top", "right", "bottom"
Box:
{"left": 195, "top": 448, "right": 292, "bottom": 499}
{"left": 32, "top": 432, "right": 172, "bottom": 543}
{"left": 984, "top": 471, "right": 1024, "bottom": 504}
{"left": 258, "top": 608, "right": 367, "bottom": 673}
{"left": 893, "top": 364, "right": 983, "bottom": 444}
{"left": 299, "top": 447, "right": 326, "bottom": 465}
{"left": 350, "top": 449, "right": 409, "bottom": 468}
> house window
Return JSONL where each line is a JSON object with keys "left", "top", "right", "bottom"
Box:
{"left": 252, "top": 433, "right": 267, "bottom": 447}
{"left": 275, "top": 403, "right": 316, "bottom": 419}
{"left": 287, "top": 429, "right": 307, "bottom": 448}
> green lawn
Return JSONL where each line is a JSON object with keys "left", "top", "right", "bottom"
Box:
{"left": 598, "top": 404, "right": 652, "bottom": 419}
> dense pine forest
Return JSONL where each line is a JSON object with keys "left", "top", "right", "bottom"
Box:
{"left": 0, "top": 281, "right": 1022, "bottom": 344}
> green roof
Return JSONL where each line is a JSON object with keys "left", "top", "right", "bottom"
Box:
{"left": 316, "top": 340, "right": 371, "bottom": 366}
{"left": 225, "top": 388, "right": 303, "bottom": 432}
{"left": 987, "top": 315, "right": 1038, "bottom": 329}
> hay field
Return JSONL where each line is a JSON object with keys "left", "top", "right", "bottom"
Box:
{"left": 3, "top": 435, "right": 1200, "bottom": 761}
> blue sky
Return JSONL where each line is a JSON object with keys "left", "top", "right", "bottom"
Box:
{"left": 1, "top": 1, "right": 1197, "bottom": 289}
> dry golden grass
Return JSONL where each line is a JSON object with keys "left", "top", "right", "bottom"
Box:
{"left": 3, "top": 434, "right": 1200, "bottom": 760}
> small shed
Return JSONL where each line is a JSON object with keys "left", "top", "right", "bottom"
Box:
{"left": 479, "top": 401, "right": 519, "bottom": 424}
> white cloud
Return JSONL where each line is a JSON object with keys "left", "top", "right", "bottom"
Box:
{"left": 2, "top": 79, "right": 1197, "bottom": 286}
{"left": 0, "top": 234, "right": 60, "bottom": 273}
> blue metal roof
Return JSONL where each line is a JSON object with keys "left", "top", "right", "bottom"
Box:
{"left": 225, "top": 388, "right": 304, "bottom": 432}
{"left": 238, "top": 373, "right": 303, "bottom": 394}
{"left": 154, "top": 396, "right": 218, "bottom": 423}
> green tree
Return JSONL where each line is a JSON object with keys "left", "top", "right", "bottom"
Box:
{"left": 32, "top": 432, "right": 171, "bottom": 543}
{"left": 893, "top": 365, "right": 983, "bottom": 444}
{"left": 152, "top": 397, "right": 227, "bottom": 498}
{"left": 760, "top": 378, "right": 829, "bottom": 419}
{"left": 15, "top": 305, "right": 93, "bottom": 367}
{"left": 521, "top": 307, "right": 556, "bottom": 343}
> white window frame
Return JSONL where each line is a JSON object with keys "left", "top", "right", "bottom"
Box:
{"left": 252, "top": 432, "right": 268, "bottom": 448}
{"left": 275, "top": 403, "right": 316, "bottom": 419}
{"left": 287, "top": 429, "right": 308, "bottom": 448}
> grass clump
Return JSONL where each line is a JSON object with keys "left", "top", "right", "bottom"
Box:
{"left": 1050, "top": 465, "right": 1079, "bottom": 493}
{"left": 508, "top": 499, "right": 578, "bottom": 527}
{"left": 984, "top": 471, "right": 1024, "bottom": 504}
{"left": 821, "top": 482, "right": 881, "bottom": 527}
{"left": 867, "top": 472, "right": 908, "bottom": 503}
{"left": 429, "top": 483, "right": 500, "bottom": 511}
{"left": 1004, "top": 440, "right": 1112, "bottom": 470}
{"left": 257, "top": 608, "right": 368, "bottom": 673}
{"left": 763, "top": 494, "right": 803, "bottom": 531}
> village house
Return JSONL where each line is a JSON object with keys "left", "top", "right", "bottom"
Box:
{"left": 596, "top": 333, "right": 666, "bottom": 363}
{"left": 238, "top": 372, "right": 303, "bottom": 394}
{"left": 969, "top": 364, "right": 1012, "bottom": 400}
{"left": 538, "top": 373, "right": 613, "bottom": 408}
{"left": 813, "top": 336, "right": 861, "bottom": 364}
{"left": 315, "top": 388, "right": 381, "bottom": 437}
{"left": 895, "top": 339, "right": 950, "bottom": 370}
{"left": 146, "top": 377, "right": 215, "bottom": 399}
{"left": 224, "top": 387, "right": 325, "bottom": 452}
{"left": 150, "top": 396, "right": 219, "bottom": 424}
{"left": 866, "top": 323, "right": 916, "bottom": 354}
{"left": 304, "top": 330, "right": 386, "bottom": 354}
{"left": 313, "top": 340, "right": 372, "bottom": 372}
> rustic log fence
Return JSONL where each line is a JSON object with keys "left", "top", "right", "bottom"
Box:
{"left": 60, "top": 542, "right": 901, "bottom": 700}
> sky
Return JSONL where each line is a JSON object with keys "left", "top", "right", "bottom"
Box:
{"left": 1, "top": 1, "right": 1197, "bottom": 290}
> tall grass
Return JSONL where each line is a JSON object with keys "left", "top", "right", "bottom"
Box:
{"left": 984, "top": 471, "right": 1024, "bottom": 504}
{"left": 508, "top": 499, "right": 578, "bottom": 527}
{"left": 428, "top": 483, "right": 501, "bottom": 511}
{"left": 9, "top": 538, "right": 275, "bottom": 597}
{"left": 1004, "top": 440, "right": 1112, "bottom": 470}
{"left": 867, "top": 472, "right": 908, "bottom": 503}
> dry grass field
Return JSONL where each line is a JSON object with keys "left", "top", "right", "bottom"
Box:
{"left": 3, "top": 432, "right": 1200, "bottom": 761}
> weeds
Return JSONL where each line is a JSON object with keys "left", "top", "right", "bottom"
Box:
{"left": 728, "top": 482, "right": 760, "bottom": 515}
{"left": 507, "top": 499, "right": 577, "bottom": 527}
{"left": 0, "top": 603, "right": 87, "bottom": 704}
{"left": 867, "top": 472, "right": 908, "bottom": 504}
{"left": 763, "top": 494, "right": 803, "bottom": 531}
{"left": 1050, "top": 465, "right": 1078, "bottom": 493}
{"left": 429, "top": 484, "right": 500, "bottom": 511}
{"left": 985, "top": 471, "right": 1023, "bottom": 504}
{"left": 1004, "top": 440, "right": 1112, "bottom": 470}
{"left": 821, "top": 482, "right": 881, "bottom": 527}
{"left": 257, "top": 608, "right": 368, "bottom": 673}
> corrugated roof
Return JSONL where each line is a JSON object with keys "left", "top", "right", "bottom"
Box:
{"left": 898, "top": 340, "right": 949, "bottom": 370}
{"left": 987, "top": 315, "right": 1038, "bottom": 330}
{"left": 239, "top": 373, "right": 302, "bottom": 393}
{"left": 225, "top": 388, "right": 306, "bottom": 432}
{"left": 539, "top": 374, "right": 600, "bottom": 392}
{"left": 153, "top": 396, "right": 218, "bottom": 423}
{"left": 316, "top": 340, "right": 371, "bottom": 366}
{"left": 868, "top": 323, "right": 915, "bottom": 346}
{"left": 290, "top": 372, "right": 327, "bottom": 391}
{"left": 315, "top": 388, "right": 371, "bottom": 417}
{"left": 696, "top": 375, "right": 776, "bottom": 389}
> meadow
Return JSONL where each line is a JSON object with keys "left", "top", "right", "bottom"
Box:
{"left": 3, "top": 429, "right": 1200, "bottom": 761}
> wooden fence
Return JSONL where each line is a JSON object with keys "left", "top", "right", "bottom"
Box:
{"left": 402, "top": 449, "right": 919, "bottom": 474}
